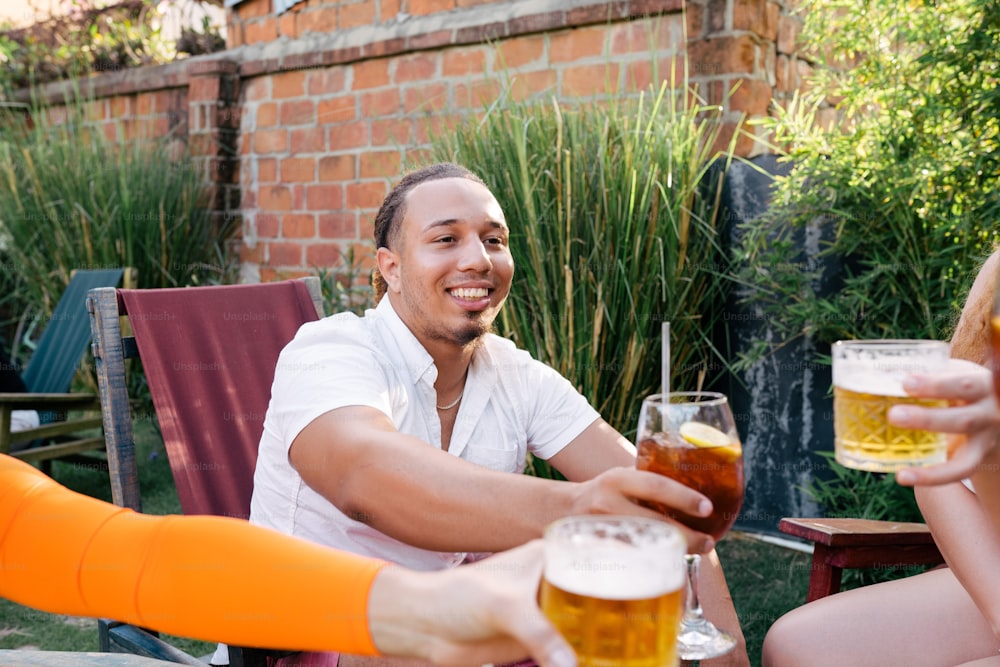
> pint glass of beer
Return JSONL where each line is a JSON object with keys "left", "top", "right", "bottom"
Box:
{"left": 832, "top": 339, "right": 949, "bottom": 471}
{"left": 540, "top": 516, "right": 686, "bottom": 667}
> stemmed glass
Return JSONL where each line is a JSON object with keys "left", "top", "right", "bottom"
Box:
{"left": 636, "top": 391, "right": 746, "bottom": 661}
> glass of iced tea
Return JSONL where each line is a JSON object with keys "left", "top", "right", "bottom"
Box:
{"left": 832, "top": 339, "right": 950, "bottom": 471}
{"left": 635, "top": 391, "right": 744, "bottom": 660}
{"left": 540, "top": 516, "right": 687, "bottom": 667}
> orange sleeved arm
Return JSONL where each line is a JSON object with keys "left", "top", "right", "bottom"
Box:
{"left": 0, "top": 455, "right": 388, "bottom": 654}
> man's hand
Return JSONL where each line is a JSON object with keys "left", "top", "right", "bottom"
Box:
{"left": 567, "top": 467, "right": 715, "bottom": 553}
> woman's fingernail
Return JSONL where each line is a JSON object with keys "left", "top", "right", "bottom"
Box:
{"left": 896, "top": 469, "right": 916, "bottom": 485}
{"left": 698, "top": 499, "right": 713, "bottom": 516}
{"left": 889, "top": 406, "right": 911, "bottom": 425}
{"left": 902, "top": 376, "right": 921, "bottom": 393}
{"left": 551, "top": 646, "right": 577, "bottom": 667}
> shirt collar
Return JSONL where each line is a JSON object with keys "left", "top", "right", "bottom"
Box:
{"left": 372, "top": 296, "right": 437, "bottom": 385}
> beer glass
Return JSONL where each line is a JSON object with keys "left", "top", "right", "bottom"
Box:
{"left": 635, "top": 392, "right": 744, "bottom": 660}
{"left": 540, "top": 516, "right": 686, "bottom": 667}
{"left": 832, "top": 339, "right": 950, "bottom": 471}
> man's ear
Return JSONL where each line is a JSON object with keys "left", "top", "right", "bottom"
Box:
{"left": 376, "top": 246, "right": 402, "bottom": 294}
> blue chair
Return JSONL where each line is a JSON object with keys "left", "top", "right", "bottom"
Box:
{"left": 0, "top": 268, "right": 131, "bottom": 473}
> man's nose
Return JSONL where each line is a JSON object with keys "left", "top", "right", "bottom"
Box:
{"left": 458, "top": 238, "right": 491, "bottom": 271}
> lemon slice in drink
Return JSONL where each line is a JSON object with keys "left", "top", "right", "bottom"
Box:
{"left": 679, "top": 422, "right": 732, "bottom": 448}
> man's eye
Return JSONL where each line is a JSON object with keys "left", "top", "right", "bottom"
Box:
{"left": 435, "top": 236, "right": 456, "bottom": 243}
{"left": 485, "top": 236, "right": 506, "bottom": 246}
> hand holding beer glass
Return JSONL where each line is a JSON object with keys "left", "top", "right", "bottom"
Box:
{"left": 832, "top": 340, "right": 950, "bottom": 471}
{"left": 540, "top": 516, "right": 687, "bottom": 667}
{"left": 634, "top": 392, "right": 745, "bottom": 660}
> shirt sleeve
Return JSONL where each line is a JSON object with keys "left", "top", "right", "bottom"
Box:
{"left": 0, "top": 454, "right": 386, "bottom": 655}
{"left": 520, "top": 356, "right": 601, "bottom": 461}
{"left": 269, "top": 316, "right": 395, "bottom": 453}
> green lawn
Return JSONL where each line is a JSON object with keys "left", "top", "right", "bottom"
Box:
{"left": 3, "top": 423, "right": 818, "bottom": 666}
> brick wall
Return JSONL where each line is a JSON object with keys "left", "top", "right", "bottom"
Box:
{"left": 22, "top": 0, "right": 808, "bottom": 282}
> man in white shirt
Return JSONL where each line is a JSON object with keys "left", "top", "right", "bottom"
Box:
{"left": 250, "top": 162, "right": 714, "bottom": 566}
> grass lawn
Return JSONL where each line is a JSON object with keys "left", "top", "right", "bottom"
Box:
{"left": 3, "top": 422, "right": 822, "bottom": 666}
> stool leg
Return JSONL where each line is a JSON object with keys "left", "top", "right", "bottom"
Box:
{"left": 806, "top": 545, "right": 843, "bottom": 602}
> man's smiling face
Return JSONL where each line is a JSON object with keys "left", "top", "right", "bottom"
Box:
{"left": 378, "top": 177, "right": 514, "bottom": 349}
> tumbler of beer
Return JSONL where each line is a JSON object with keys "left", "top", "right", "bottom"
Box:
{"left": 832, "top": 339, "right": 950, "bottom": 471}
{"left": 540, "top": 516, "right": 686, "bottom": 667}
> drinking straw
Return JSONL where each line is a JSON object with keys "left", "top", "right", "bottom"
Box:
{"left": 662, "top": 321, "right": 670, "bottom": 397}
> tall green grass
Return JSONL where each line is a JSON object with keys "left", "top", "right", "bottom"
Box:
{"left": 432, "top": 80, "right": 738, "bottom": 436}
{"left": 0, "top": 94, "right": 236, "bottom": 362}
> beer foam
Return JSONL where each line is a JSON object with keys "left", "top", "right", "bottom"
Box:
{"left": 544, "top": 522, "right": 686, "bottom": 600}
{"left": 833, "top": 369, "right": 907, "bottom": 397}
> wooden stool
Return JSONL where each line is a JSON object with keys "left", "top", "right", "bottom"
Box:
{"left": 779, "top": 517, "right": 945, "bottom": 602}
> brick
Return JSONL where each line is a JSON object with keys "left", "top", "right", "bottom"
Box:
{"left": 282, "top": 214, "right": 316, "bottom": 238}
{"left": 330, "top": 120, "right": 369, "bottom": 150}
{"left": 360, "top": 89, "right": 400, "bottom": 116}
{"left": 352, "top": 59, "right": 391, "bottom": 90}
{"left": 306, "top": 243, "right": 343, "bottom": 267}
{"left": 561, "top": 63, "right": 620, "bottom": 98}
{"left": 254, "top": 129, "right": 288, "bottom": 153}
{"left": 394, "top": 53, "right": 439, "bottom": 83}
{"left": 256, "top": 213, "right": 280, "bottom": 238}
{"left": 267, "top": 242, "right": 304, "bottom": 266}
{"left": 243, "top": 77, "right": 271, "bottom": 102}
{"left": 245, "top": 17, "right": 279, "bottom": 45}
{"left": 280, "top": 99, "right": 316, "bottom": 125}
{"left": 550, "top": 25, "right": 609, "bottom": 63}
{"left": 707, "top": 0, "right": 727, "bottom": 34}
{"left": 280, "top": 157, "right": 316, "bottom": 182}
{"left": 108, "top": 95, "right": 131, "bottom": 119}
{"left": 688, "top": 35, "right": 759, "bottom": 76}
{"left": 259, "top": 186, "right": 293, "bottom": 211}
{"left": 359, "top": 150, "right": 402, "bottom": 179}
{"left": 443, "top": 47, "right": 487, "bottom": 77}
{"left": 320, "top": 154, "right": 357, "bottom": 181}
{"left": 686, "top": 2, "right": 706, "bottom": 38}
{"left": 319, "top": 212, "right": 358, "bottom": 238}
{"left": 227, "top": 21, "right": 244, "bottom": 48}
{"left": 256, "top": 158, "right": 278, "bottom": 183}
{"left": 507, "top": 70, "right": 558, "bottom": 101}
{"left": 340, "top": 1, "right": 376, "bottom": 30}
{"left": 380, "top": 0, "right": 402, "bottom": 22}
{"left": 413, "top": 113, "right": 456, "bottom": 144}
{"left": 734, "top": 0, "right": 778, "bottom": 40}
{"left": 454, "top": 79, "right": 502, "bottom": 109}
{"left": 371, "top": 117, "right": 413, "bottom": 145}
{"left": 729, "top": 77, "right": 773, "bottom": 116}
{"left": 290, "top": 127, "right": 327, "bottom": 153}
{"left": 256, "top": 102, "right": 279, "bottom": 128}
{"left": 497, "top": 34, "right": 545, "bottom": 68}
{"left": 189, "top": 76, "right": 221, "bottom": 101}
{"left": 308, "top": 68, "right": 348, "bottom": 96}
{"left": 777, "top": 13, "right": 802, "bottom": 54}
{"left": 318, "top": 95, "right": 358, "bottom": 124}
{"left": 136, "top": 93, "right": 154, "bottom": 116}
{"left": 409, "top": 0, "right": 454, "bottom": 16}
{"left": 298, "top": 7, "right": 338, "bottom": 35}
{"left": 346, "top": 181, "right": 387, "bottom": 210}
{"left": 278, "top": 10, "right": 298, "bottom": 38}
{"left": 273, "top": 70, "right": 308, "bottom": 99}
{"left": 306, "top": 184, "right": 344, "bottom": 210}
{"left": 403, "top": 82, "right": 448, "bottom": 113}
{"left": 610, "top": 17, "right": 681, "bottom": 56}
{"left": 240, "top": 242, "right": 265, "bottom": 265}
{"left": 236, "top": 0, "right": 270, "bottom": 19}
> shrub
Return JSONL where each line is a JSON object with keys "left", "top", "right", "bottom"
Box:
{"left": 0, "top": 94, "right": 236, "bottom": 365}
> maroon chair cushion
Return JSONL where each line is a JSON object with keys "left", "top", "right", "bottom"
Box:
{"left": 120, "top": 281, "right": 320, "bottom": 519}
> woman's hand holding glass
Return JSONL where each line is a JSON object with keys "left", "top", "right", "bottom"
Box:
{"left": 889, "top": 362, "right": 1000, "bottom": 487}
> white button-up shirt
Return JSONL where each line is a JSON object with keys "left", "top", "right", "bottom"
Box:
{"left": 250, "top": 297, "right": 600, "bottom": 570}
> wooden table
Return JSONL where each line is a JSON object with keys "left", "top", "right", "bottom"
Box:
{"left": 0, "top": 651, "right": 180, "bottom": 666}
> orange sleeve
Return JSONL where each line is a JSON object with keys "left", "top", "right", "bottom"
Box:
{"left": 0, "top": 455, "right": 387, "bottom": 654}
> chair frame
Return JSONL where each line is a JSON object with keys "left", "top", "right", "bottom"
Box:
{"left": 0, "top": 268, "right": 135, "bottom": 474}
{"left": 87, "top": 277, "right": 324, "bottom": 665}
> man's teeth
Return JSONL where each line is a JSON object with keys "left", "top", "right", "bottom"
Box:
{"left": 451, "top": 288, "right": 489, "bottom": 299}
